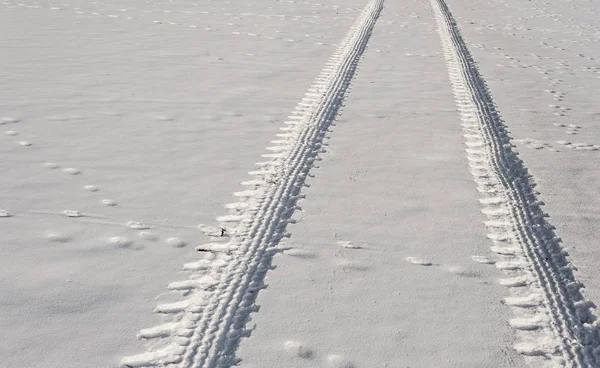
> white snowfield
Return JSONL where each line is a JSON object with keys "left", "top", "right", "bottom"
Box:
{"left": 2, "top": 0, "right": 600, "bottom": 367}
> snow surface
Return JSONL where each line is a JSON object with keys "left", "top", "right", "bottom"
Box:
{"left": 237, "top": 1, "right": 522, "bottom": 365}
{"left": 2, "top": 0, "right": 600, "bottom": 367}
{"left": 0, "top": 0, "right": 362, "bottom": 366}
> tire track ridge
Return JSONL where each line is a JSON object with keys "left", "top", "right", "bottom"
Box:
{"left": 120, "top": 0, "right": 383, "bottom": 367}
{"left": 429, "top": 0, "right": 600, "bottom": 365}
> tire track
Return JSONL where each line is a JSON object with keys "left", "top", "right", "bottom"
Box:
{"left": 120, "top": 0, "right": 383, "bottom": 367}
{"left": 429, "top": 0, "right": 600, "bottom": 365}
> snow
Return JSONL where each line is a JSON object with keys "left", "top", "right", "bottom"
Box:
{"left": 447, "top": 0, "right": 600, "bottom": 312}
{"left": 0, "top": 0, "right": 362, "bottom": 366}
{"left": 2, "top": 0, "right": 600, "bottom": 366}
{"left": 235, "top": 1, "right": 523, "bottom": 365}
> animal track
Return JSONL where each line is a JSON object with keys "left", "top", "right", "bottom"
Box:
{"left": 283, "top": 340, "right": 314, "bottom": 359}
{"left": 109, "top": 236, "right": 133, "bottom": 248}
{"left": 326, "top": 354, "right": 356, "bottom": 368}
{"left": 0, "top": 116, "right": 19, "bottom": 124}
{"left": 471, "top": 255, "right": 495, "bottom": 264}
{"left": 44, "top": 162, "right": 59, "bottom": 169}
{"left": 46, "top": 232, "right": 72, "bottom": 243}
{"left": 166, "top": 237, "right": 186, "bottom": 248}
{"left": 406, "top": 256, "right": 432, "bottom": 266}
{"left": 0, "top": 0, "right": 344, "bottom": 45}
{"left": 101, "top": 199, "right": 117, "bottom": 206}
{"left": 0, "top": 209, "right": 13, "bottom": 218}
{"left": 139, "top": 231, "right": 159, "bottom": 241}
{"left": 63, "top": 210, "right": 83, "bottom": 218}
{"left": 127, "top": 221, "right": 151, "bottom": 230}
{"left": 62, "top": 168, "right": 81, "bottom": 175}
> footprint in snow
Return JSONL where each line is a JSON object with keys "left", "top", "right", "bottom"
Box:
{"left": 1, "top": 117, "right": 19, "bottom": 124}
{"left": 283, "top": 340, "right": 313, "bottom": 359}
{"left": 45, "top": 162, "right": 59, "bottom": 169}
{"left": 326, "top": 354, "right": 356, "bottom": 368}
{"left": 444, "top": 265, "right": 481, "bottom": 278}
{"left": 409, "top": 253, "right": 487, "bottom": 274}
{"left": 62, "top": 167, "right": 81, "bottom": 175}
{"left": 337, "top": 240, "right": 362, "bottom": 249}
{"left": 166, "top": 237, "right": 186, "bottom": 248}
{"left": 63, "top": 210, "right": 83, "bottom": 218}
{"left": 139, "top": 231, "right": 158, "bottom": 241}
{"left": 283, "top": 248, "right": 317, "bottom": 259}
{"left": 101, "top": 199, "right": 117, "bottom": 206}
{"left": 335, "top": 258, "right": 369, "bottom": 272}
{"left": 127, "top": 221, "right": 151, "bottom": 230}
{"left": 108, "top": 236, "right": 132, "bottom": 248}
{"left": 46, "top": 232, "right": 72, "bottom": 243}
{"left": 406, "top": 257, "right": 432, "bottom": 266}
{"left": 471, "top": 255, "right": 495, "bottom": 264}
